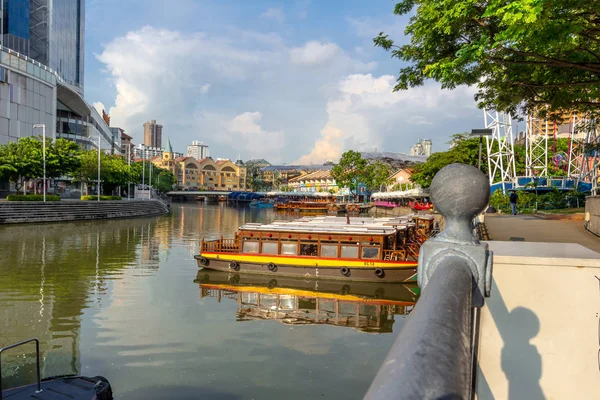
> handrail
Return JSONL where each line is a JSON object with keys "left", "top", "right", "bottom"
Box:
{"left": 365, "top": 258, "right": 473, "bottom": 399}
{"left": 0, "top": 338, "right": 42, "bottom": 398}
{"left": 364, "top": 163, "right": 493, "bottom": 399}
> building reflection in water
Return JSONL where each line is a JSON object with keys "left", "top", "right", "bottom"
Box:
{"left": 195, "top": 270, "right": 419, "bottom": 334}
{"left": 0, "top": 203, "right": 317, "bottom": 391}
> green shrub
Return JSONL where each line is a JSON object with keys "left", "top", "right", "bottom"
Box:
{"left": 7, "top": 194, "right": 61, "bottom": 201}
{"left": 80, "top": 195, "right": 122, "bottom": 201}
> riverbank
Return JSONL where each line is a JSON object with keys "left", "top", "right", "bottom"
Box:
{"left": 0, "top": 199, "right": 169, "bottom": 224}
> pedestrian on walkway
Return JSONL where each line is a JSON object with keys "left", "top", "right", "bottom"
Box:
{"left": 509, "top": 190, "right": 518, "bottom": 215}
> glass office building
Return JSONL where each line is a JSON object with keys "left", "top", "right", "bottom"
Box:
{"left": 1, "top": 0, "right": 85, "bottom": 93}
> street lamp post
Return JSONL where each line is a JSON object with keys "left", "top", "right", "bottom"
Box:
{"left": 33, "top": 124, "right": 46, "bottom": 202}
{"left": 141, "top": 146, "right": 145, "bottom": 199}
{"left": 149, "top": 150, "right": 152, "bottom": 199}
{"left": 470, "top": 129, "right": 494, "bottom": 171}
{"left": 97, "top": 136, "right": 102, "bottom": 201}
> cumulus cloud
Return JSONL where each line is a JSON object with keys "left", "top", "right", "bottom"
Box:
{"left": 92, "top": 102, "right": 106, "bottom": 115}
{"left": 296, "top": 74, "right": 480, "bottom": 164}
{"left": 226, "top": 112, "right": 285, "bottom": 159}
{"left": 261, "top": 7, "right": 285, "bottom": 24}
{"left": 289, "top": 41, "right": 340, "bottom": 66}
{"left": 95, "top": 25, "right": 479, "bottom": 164}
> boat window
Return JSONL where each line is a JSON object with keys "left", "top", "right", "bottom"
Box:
{"left": 320, "top": 245, "right": 338, "bottom": 258}
{"left": 300, "top": 243, "right": 318, "bottom": 256}
{"left": 281, "top": 243, "right": 297, "bottom": 255}
{"left": 262, "top": 242, "right": 278, "bottom": 254}
{"left": 361, "top": 247, "right": 380, "bottom": 260}
{"left": 242, "top": 241, "right": 259, "bottom": 254}
{"left": 340, "top": 246, "right": 359, "bottom": 259}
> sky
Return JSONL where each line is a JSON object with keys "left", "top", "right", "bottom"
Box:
{"left": 85, "top": 0, "right": 483, "bottom": 164}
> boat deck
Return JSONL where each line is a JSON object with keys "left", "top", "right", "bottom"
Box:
{"left": 1, "top": 376, "right": 112, "bottom": 399}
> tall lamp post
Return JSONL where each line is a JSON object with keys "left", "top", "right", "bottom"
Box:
{"left": 470, "top": 129, "right": 493, "bottom": 171}
{"left": 97, "top": 136, "right": 102, "bottom": 202}
{"left": 141, "top": 145, "right": 145, "bottom": 199}
{"left": 149, "top": 149, "right": 152, "bottom": 199}
{"left": 33, "top": 124, "right": 46, "bottom": 202}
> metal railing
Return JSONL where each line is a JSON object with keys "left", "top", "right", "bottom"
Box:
{"left": 365, "top": 163, "right": 493, "bottom": 399}
{"left": 0, "top": 338, "right": 42, "bottom": 399}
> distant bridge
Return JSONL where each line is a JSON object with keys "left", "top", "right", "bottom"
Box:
{"left": 166, "top": 191, "right": 231, "bottom": 196}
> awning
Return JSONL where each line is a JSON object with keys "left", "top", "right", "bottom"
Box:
{"left": 57, "top": 81, "right": 90, "bottom": 117}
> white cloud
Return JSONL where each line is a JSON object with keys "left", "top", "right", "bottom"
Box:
{"left": 296, "top": 74, "right": 480, "bottom": 164}
{"left": 95, "top": 26, "right": 480, "bottom": 164}
{"left": 226, "top": 112, "right": 285, "bottom": 160}
{"left": 289, "top": 41, "right": 340, "bottom": 66}
{"left": 199, "top": 84, "right": 211, "bottom": 94}
{"left": 261, "top": 7, "right": 285, "bottom": 24}
{"left": 92, "top": 102, "right": 106, "bottom": 115}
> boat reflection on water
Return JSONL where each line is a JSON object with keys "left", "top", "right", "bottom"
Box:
{"left": 194, "top": 271, "right": 419, "bottom": 333}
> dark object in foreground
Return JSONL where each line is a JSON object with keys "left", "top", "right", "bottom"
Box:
{"left": 1, "top": 338, "right": 113, "bottom": 400}
{"left": 2, "top": 376, "right": 112, "bottom": 400}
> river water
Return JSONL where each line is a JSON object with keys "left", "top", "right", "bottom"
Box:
{"left": 0, "top": 203, "right": 415, "bottom": 399}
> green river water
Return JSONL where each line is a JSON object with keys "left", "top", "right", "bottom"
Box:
{"left": 0, "top": 203, "right": 412, "bottom": 399}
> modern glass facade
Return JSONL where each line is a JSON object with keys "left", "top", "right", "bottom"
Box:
{"left": 1, "top": 0, "right": 84, "bottom": 92}
{"left": 48, "top": 0, "right": 84, "bottom": 92}
{"left": 2, "top": 0, "right": 30, "bottom": 55}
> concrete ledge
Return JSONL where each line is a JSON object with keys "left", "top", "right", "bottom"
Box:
{"left": 0, "top": 199, "right": 169, "bottom": 224}
{"left": 584, "top": 195, "right": 600, "bottom": 235}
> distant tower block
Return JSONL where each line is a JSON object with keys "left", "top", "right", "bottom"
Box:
{"left": 410, "top": 139, "right": 432, "bottom": 157}
{"left": 484, "top": 110, "right": 516, "bottom": 192}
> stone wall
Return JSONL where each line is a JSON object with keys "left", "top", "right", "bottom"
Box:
{"left": 584, "top": 195, "right": 600, "bottom": 236}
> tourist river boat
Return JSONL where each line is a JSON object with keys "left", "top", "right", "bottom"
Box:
{"left": 194, "top": 270, "right": 418, "bottom": 333}
{"left": 195, "top": 215, "right": 435, "bottom": 283}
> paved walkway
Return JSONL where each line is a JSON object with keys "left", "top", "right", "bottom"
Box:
{"left": 485, "top": 214, "right": 600, "bottom": 253}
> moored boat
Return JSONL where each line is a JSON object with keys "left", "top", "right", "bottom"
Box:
{"left": 195, "top": 215, "right": 435, "bottom": 283}
{"left": 249, "top": 198, "right": 274, "bottom": 208}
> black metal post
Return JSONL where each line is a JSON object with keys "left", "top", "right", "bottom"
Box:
{"left": 0, "top": 338, "right": 42, "bottom": 398}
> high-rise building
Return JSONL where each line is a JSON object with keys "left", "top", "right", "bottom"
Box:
{"left": 144, "top": 120, "right": 163, "bottom": 148}
{"left": 187, "top": 140, "right": 209, "bottom": 159}
{"left": 1, "top": 0, "right": 85, "bottom": 93}
{"left": 410, "top": 139, "right": 432, "bottom": 157}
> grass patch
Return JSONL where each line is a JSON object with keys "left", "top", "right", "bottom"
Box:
{"left": 7, "top": 194, "right": 61, "bottom": 201}
{"left": 81, "top": 195, "right": 122, "bottom": 201}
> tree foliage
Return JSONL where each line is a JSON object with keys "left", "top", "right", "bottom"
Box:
{"left": 0, "top": 137, "right": 42, "bottom": 192}
{"left": 332, "top": 151, "right": 392, "bottom": 195}
{"left": 331, "top": 150, "right": 369, "bottom": 195}
{"left": 374, "top": 0, "right": 600, "bottom": 117}
{"left": 411, "top": 133, "right": 577, "bottom": 187}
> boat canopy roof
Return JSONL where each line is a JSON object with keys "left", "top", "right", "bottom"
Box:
{"left": 239, "top": 215, "right": 433, "bottom": 235}
{"left": 371, "top": 188, "right": 430, "bottom": 200}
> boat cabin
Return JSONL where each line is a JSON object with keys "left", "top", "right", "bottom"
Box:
{"left": 201, "top": 216, "right": 435, "bottom": 262}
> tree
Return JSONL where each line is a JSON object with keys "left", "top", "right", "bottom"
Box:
{"left": 364, "top": 161, "right": 392, "bottom": 192}
{"left": 0, "top": 138, "right": 42, "bottom": 193}
{"left": 331, "top": 150, "right": 369, "bottom": 196}
{"left": 374, "top": 1, "right": 600, "bottom": 118}
{"left": 73, "top": 150, "right": 101, "bottom": 195}
{"left": 153, "top": 168, "right": 176, "bottom": 193}
{"left": 410, "top": 134, "right": 482, "bottom": 187}
{"left": 46, "top": 138, "right": 82, "bottom": 179}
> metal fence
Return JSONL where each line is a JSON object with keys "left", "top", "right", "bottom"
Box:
{"left": 365, "top": 163, "right": 493, "bottom": 399}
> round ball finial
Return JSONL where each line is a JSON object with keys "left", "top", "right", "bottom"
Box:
{"left": 431, "top": 164, "right": 489, "bottom": 241}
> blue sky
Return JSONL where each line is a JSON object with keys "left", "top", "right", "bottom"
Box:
{"left": 84, "top": 0, "right": 482, "bottom": 163}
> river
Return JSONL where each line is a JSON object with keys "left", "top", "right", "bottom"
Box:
{"left": 0, "top": 203, "right": 415, "bottom": 399}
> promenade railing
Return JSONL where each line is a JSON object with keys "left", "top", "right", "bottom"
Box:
{"left": 365, "top": 163, "right": 493, "bottom": 399}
